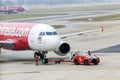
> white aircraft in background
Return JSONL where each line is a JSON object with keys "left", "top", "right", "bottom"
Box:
{"left": 0, "top": 22, "right": 103, "bottom": 63}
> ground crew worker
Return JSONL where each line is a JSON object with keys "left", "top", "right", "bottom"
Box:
{"left": 88, "top": 50, "right": 92, "bottom": 56}
{"left": 35, "top": 55, "right": 39, "bottom": 66}
{"left": 101, "top": 26, "right": 104, "bottom": 32}
{"left": 70, "top": 51, "right": 76, "bottom": 60}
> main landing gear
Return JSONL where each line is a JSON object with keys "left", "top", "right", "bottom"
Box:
{"left": 34, "top": 51, "right": 48, "bottom": 64}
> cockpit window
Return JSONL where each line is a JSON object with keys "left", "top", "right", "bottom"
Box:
{"left": 39, "top": 32, "right": 42, "bottom": 36}
{"left": 42, "top": 32, "right": 45, "bottom": 36}
{"left": 39, "top": 32, "right": 45, "bottom": 36}
{"left": 46, "top": 32, "right": 52, "bottom": 35}
{"left": 53, "top": 32, "right": 57, "bottom": 35}
{"left": 39, "top": 31, "right": 57, "bottom": 36}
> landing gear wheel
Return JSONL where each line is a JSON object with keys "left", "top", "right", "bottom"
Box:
{"left": 42, "top": 58, "right": 48, "bottom": 64}
{"left": 34, "top": 51, "right": 48, "bottom": 64}
{"left": 55, "top": 61, "right": 61, "bottom": 64}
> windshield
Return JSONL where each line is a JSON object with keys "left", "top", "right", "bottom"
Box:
{"left": 39, "top": 31, "right": 57, "bottom": 36}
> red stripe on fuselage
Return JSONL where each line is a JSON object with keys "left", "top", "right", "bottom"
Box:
{"left": 0, "top": 22, "right": 36, "bottom": 50}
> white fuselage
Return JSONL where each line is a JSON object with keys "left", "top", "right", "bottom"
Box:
{"left": 28, "top": 24, "right": 61, "bottom": 51}
{"left": 0, "top": 22, "right": 70, "bottom": 56}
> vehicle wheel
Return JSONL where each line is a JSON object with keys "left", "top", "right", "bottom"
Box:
{"left": 93, "top": 59, "right": 98, "bottom": 65}
{"left": 84, "top": 60, "right": 89, "bottom": 65}
{"left": 74, "top": 60, "right": 79, "bottom": 65}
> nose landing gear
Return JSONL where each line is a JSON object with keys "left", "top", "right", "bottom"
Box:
{"left": 34, "top": 51, "right": 48, "bottom": 64}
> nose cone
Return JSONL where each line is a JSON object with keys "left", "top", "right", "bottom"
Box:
{"left": 43, "top": 36, "right": 61, "bottom": 50}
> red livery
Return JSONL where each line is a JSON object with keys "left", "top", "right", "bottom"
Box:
{"left": 0, "top": 6, "right": 25, "bottom": 14}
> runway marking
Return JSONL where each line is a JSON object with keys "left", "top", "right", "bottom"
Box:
{"left": 93, "top": 44, "right": 120, "bottom": 53}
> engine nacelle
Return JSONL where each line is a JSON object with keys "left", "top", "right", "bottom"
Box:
{"left": 54, "top": 42, "right": 70, "bottom": 56}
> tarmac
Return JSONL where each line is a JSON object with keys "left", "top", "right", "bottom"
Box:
{"left": 0, "top": 21, "right": 120, "bottom": 80}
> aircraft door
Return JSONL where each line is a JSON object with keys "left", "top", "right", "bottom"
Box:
{"left": 28, "top": 26, "right": 43, "bottom": 50}
{"left": 28, "top": 30, "right": 37, "bottom": 50}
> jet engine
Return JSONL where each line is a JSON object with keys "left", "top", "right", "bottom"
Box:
{"left": 54, "top": 42, "right": 70, "bottom": 56}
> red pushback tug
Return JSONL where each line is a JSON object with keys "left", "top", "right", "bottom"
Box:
{"left": 48, "top": 51, "right": 100, "bottom": 65}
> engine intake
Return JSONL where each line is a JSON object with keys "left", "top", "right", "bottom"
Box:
{"left": 54, "top": 42, "right": 70, "bottom": 56}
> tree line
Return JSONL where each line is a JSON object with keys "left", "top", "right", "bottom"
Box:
{"left": 0, "top": 0, "right": 119, "bottom": 6}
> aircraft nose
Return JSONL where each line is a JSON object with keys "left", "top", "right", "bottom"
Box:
{"left": 44, "top": 36, "right": 61, "bottom": 50}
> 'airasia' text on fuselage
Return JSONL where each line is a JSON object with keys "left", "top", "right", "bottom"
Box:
{"left": 0, "top": 26, "right": 30, "bottom": 37}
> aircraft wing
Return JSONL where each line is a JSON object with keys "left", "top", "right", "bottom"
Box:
{"left": 60, "top": 27, "right": 104, "bottom": 38}
{"left": 0, "top": 40, "right": 13, "bottom": 47}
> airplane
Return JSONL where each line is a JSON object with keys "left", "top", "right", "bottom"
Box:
{"left": 0, "top": 22, "right": 103, "bottom": 63}
{"left": 0, "top": 6, "right": 25, "bottom": 14}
